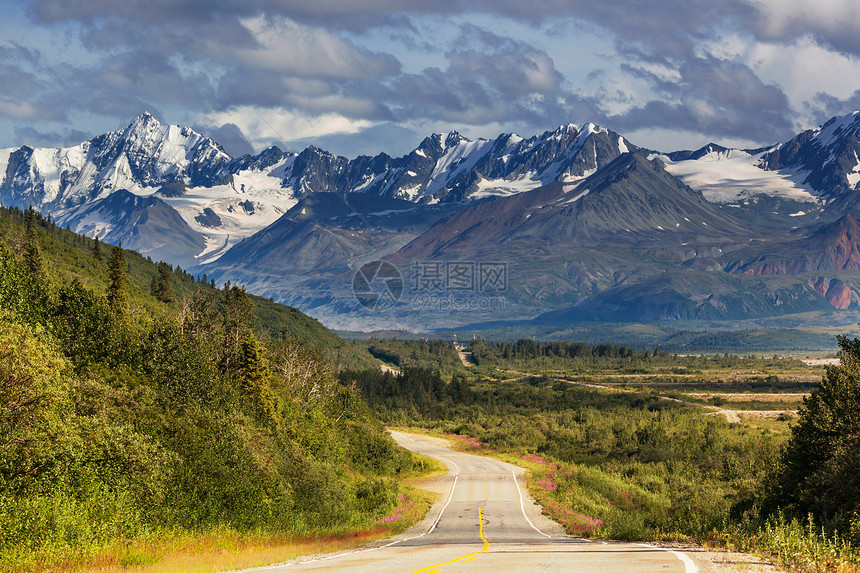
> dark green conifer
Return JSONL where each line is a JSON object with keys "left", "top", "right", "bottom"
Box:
{"left": 107, "top": 245, "right": 128, "bottom": 319}
{"left": 239, "top": 333, "right": 270, "bottom": 385}
{"left": 238, "top": 333, "right": 280, "bottom": 424}
{"left": 92, "top": 236, "right": 102, "bottom": 261}
{"left": 151, "top": 261, "right": 175, "bottom": 303}
{"left": 772, "top": 334, "right": 860, "bottom": 520}
{"left": 23, "top": 209, "right": 43, "bottom": 275}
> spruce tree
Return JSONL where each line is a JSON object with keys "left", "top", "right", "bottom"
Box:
{"left": 773, "top": 334, "right": 860, "bottom": 521}
{"left": 92, "top": 236, "right": 102, "bottom": 261}
{"left": 151, "top": 261, "right": 175, "bottom": 303}
{"left": 107, "top": 245, "right": 128, "bottom": 319}
{"left": 239, "top": 333, "right": 270, "bottom": 385}
{"left": 219, "top": 285, "right": 255, "bottom": 375}
{"left": 23, "top": 209, "right": 43, "bottom": 275}
{"left": 238, "top": 333, "right": 279, "bottom": 424}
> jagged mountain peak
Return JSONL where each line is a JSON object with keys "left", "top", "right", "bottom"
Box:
{"left": 814, "top": 111, "right": 860, "bottom": 141}
{"left": 416, "top": 133, "right": 443, "bottom": 154}
{"left": 757, "top": 110, "right": 860, "bottom": 209}
{"left": 553, "top": 122, "right": 594, "bottom": 137}
{"left": 300, "top": 144, "right": 332, "bottom": 156}
{"left": 444, "top": 130, "right": 474, "bottom": 148}
{"left": 253, "top": 145, "right": 290, "bottom": 164}
{"left": 128, "top": 110, "right": 161, "bottom": 127}
{"left": 119, "top": 112, "right": 196, "bottom": 150}
{"left": 542, "top": 122, "right": 611, "bottom": 141}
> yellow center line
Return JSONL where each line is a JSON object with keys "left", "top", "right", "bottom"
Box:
{"left": 409, "top": 505, "right": 490, "bottom": 573}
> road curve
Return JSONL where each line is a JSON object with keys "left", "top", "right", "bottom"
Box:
{"left": 240, "top": 432, "right": 702, "bottom": 573}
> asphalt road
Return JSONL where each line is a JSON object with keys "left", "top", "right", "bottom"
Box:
{"left": 246, "top": 432, "right": 702, "bottom": 573}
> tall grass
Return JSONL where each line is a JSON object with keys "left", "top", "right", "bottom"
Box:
{"left": 717, "top": 512, "right": 860, "bottom": 573}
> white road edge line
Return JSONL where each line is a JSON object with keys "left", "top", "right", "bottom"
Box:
{"left": 636, "top": 543, "right": 698, "bottom": 573}
{"left": 511, "top": 470, "right": 551, "bottom": 539}
{"left": 235, "top": 463, "right": 462, "bottom": 572}
{"left": 429, "top": 472, "right": 458, "bottom": 533}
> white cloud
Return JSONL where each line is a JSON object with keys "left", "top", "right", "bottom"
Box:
{"left": 746, "top": 38, "right": 860, "bottom": 106}
{"left": 746, "top": 0, "right": 860, "bottom": 40}
{"left": 0, "top": 99, "right": 50, "bottom": 121}
{"left": 237, "top": 15, "right": 399, "bottom": 80}
{"left": 197, "top": 106, "right": 375, "bottom": 150}
{"left": 702, "top": 32, "right": 860, "bottom": 129}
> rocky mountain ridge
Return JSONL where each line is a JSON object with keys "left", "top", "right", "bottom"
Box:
{"left": 4, "top": 111, "right": 860, "bottom": 329}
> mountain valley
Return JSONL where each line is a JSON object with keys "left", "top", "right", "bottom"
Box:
{"left": 3, "top": 111, "right": 860, "bottom": 330}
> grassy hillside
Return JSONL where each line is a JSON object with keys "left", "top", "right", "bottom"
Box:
{"left": 0, "top": 206, "right": 419, "bottom": 572}
{"left": 0, "top": 206, "right": 340, "bottom": 347}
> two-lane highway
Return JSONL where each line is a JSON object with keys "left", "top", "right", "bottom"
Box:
{"left": 242, "top": 432, "right": 702, "bottom": 572}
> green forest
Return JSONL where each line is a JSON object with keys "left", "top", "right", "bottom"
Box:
{"left": 342, "top": 349, "right": 860, "bottom": 571}
{"left": 0, "top": 207, "right": 419, "bottom": 571}
{"left": 4, "top": 204, "right": 860, "bottom": 572}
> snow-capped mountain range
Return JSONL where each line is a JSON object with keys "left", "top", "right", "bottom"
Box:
{"left": 660, "top": 111, "right": 860, "bottom": 210}
{"left": 3, "top": 112, "right": 860, "bottom": 265}
{"left": 3, "top": 111, "right": 860, "bottom": 329}
{"left": 0, "top": 112, "right": 640, "bottom": 265}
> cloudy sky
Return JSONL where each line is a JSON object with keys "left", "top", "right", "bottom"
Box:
{"left": 1, "top": 0, "right": 860, "bottom": 158}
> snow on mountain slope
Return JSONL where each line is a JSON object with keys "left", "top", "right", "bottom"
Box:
{"left": 813, "top": 111, "right": 859, "bottom": 151}
{"left": 425, "top": 133, "right": 493, "bottom": 195}
{"left": 847, "top": 150, "right": 860, "bottom": 189}
{"left": 472, "top": 173, "right": 541, "bottom": 199}
{"left": 757, "top": 111, "right": 860, "bottom": 211}
{"left": 29, "top": 144, "right": 90, "bottom": 203}
{"left": 659, "top": 149, "right": 818, "bottom": 204}
{"left": 163, "top": 162, "right": 300, "bottom": 264}
{"left": 0, "top": 113, "right": 304, "bottom": 263}
{"left": 414, "top": 123, "right": 634, "bottom": 202}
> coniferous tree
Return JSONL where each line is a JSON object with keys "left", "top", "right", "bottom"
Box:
{"left": 222, "top": 284, "right": 254, "bottom": 347}
{"left": 23, "top": 209, "right": 43, "bottom": 275}
{"left": 151, "top": 261, "right": 175, "bottom": 303}
{"left": 92, "top": 236, "right": 102, "bottom": 261}
{"left": 220, "top": 285, "right": 255, "bottom": 375}
{"left": 771, "top": 334, "right": 860, "bottom": 521}
{"left": 239, "top": 333, "right": 270, "bottom": 385}
{"left": 238, "top": 333, "right": 279, "bottom": 424}
{"left": 107, "top": 245, "right": 128, "bottom": 319}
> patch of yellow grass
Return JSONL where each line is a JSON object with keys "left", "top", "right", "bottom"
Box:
{"left": 50, "top": 452, "right": 443, "bottom": 573}
{"left": 58, "top": 528, "right": 398, "bottom": 573}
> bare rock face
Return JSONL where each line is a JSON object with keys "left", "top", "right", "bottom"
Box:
{"left": 809, "top": 277, "right": 857, "bottom": 309}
